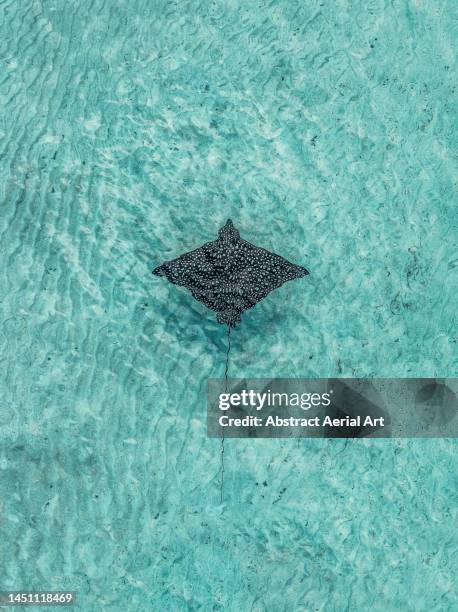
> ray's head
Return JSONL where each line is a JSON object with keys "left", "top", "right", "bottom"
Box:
{"left": 218, "top": 219, "right": 240, "bottom": 242}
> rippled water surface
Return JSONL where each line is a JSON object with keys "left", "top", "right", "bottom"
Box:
{"left": 0, "top": 1, "right": 457, "bottom": 610}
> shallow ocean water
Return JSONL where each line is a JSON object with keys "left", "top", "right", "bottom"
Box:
{"left": 0, "top": 0, "right": 457, "bottom": 610}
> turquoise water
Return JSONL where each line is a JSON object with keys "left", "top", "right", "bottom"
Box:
{"left": 0, "top": 0, "right": 457, "bottom": 610}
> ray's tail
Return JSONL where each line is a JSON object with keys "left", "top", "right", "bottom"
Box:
{"left": 220, "top": 325, "right": 231, "bottom": 504}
